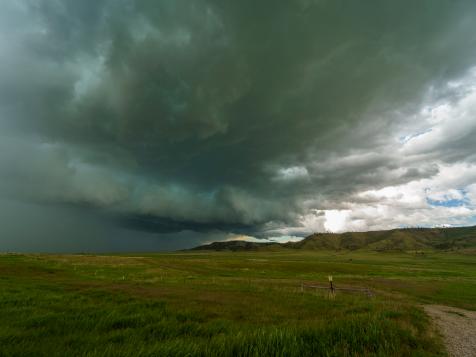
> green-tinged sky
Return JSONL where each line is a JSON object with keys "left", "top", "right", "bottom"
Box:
{"left": 1, "top": 0, "right": 476, "bottom": 251}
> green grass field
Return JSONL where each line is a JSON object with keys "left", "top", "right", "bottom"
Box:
{"left": 1, "top": 250, "right": 475, "bottom": 356}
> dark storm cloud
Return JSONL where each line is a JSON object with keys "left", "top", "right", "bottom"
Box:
{"left": 1, "top": 0, "right": 476, "bottom": 249}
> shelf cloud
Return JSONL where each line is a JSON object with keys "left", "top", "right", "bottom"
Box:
{"left": 1, "top": 0, "right": 476, "bottom": 250}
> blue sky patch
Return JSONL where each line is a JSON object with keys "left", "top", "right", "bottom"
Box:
{"left": 426, "top": 198, "right": 466, "bottom": 207}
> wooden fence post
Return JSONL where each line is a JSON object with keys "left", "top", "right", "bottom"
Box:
{"left": 328, "top": 275, "right": 335, "bottom": 299}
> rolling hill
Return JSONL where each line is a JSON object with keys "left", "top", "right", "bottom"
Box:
{"left": 191, "top": 226, "right": 476, "bottom": 252}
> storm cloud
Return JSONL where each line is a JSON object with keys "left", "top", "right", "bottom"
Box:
{"left": 1, "top": 0, "right": 476, "bottom": 250}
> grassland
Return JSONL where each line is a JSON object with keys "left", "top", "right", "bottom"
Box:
{"left": 1, "top": 250, "right": 475, "bottom": 356}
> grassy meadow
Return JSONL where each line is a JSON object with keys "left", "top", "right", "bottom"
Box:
{"left": 1, "top": 250, "right": 475, "bottom": 356}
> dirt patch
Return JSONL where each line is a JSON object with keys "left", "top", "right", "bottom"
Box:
{"left": 424, "top": 305, "right": 476, "bottom": 357}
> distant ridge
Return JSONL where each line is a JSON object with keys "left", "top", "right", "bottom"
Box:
{"left": 191, "top": 240, "right": 278, "bottom": 252}
{"left": 191, "top": 226, "right": 476, "bottom": 252}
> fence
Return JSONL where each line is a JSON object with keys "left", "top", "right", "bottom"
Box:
{"left": 300, "top": 280, "right": 374, "bottom": 298}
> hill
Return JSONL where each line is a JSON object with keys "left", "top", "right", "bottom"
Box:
{"left": 191, "top": 240, "right": 279, "bottom": 252}
{"left": 191, "top": 226, "right": 476, "bottom": 252}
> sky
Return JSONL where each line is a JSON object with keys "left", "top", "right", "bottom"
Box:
{"left": 1, "top": 0, "right": 476, "bottom": 252}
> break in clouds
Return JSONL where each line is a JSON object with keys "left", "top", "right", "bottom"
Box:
{"left": 1, "top": 0, "right": 476, "bottom": 251}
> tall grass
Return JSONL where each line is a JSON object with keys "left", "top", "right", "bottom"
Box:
{"left": 0, "top": 255, "right": 462, "bottom": 356}
{"left": 0, "top": 291, "right": 441, "bottom": 357}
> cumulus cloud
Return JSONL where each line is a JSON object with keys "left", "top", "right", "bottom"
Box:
{"left": 1, "top": 0, "right": 476, "bottom": 250}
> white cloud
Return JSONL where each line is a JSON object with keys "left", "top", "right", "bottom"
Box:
{"left": 324, "top": 210, "right": 349, "bottom": 232}
{"left": 297, "top": 160, "right": 476, "bottom": 233}
{"left": 274, "top": 166, "right": 309, "bottom": 181}
{"left": 401, "top": 69, "right": 476, "bottom": 156}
